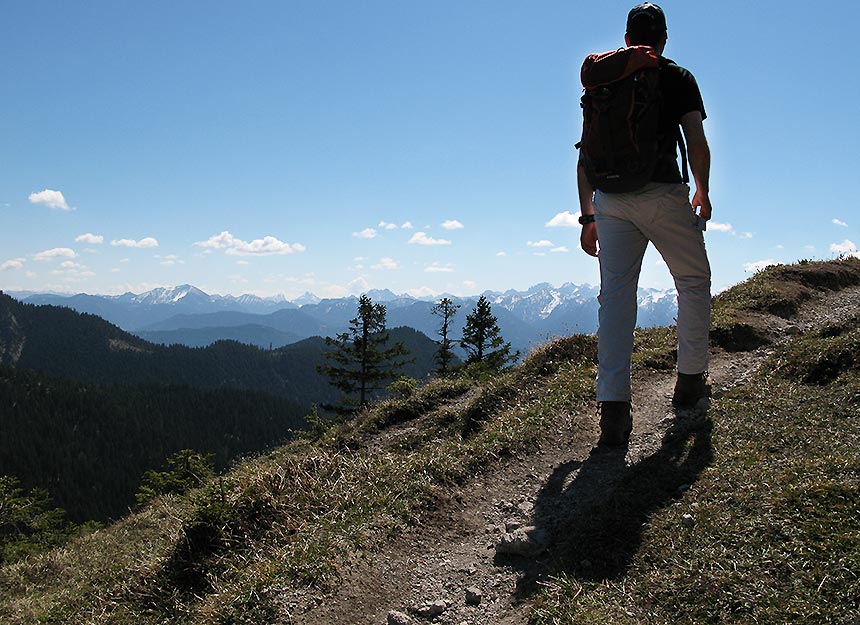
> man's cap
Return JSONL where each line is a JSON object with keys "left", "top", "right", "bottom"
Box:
{"left": 626, "top": 3, "right": 667, "bottom": 37}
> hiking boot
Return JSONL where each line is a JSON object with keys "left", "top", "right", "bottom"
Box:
{"left": 598, "top": 401, "right": 632, "bottom": 447}
{"left": 672, "top": 372, "right": 710, "bottom": 408}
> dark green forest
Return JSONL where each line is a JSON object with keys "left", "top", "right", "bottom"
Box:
{"left": 0, "top": 365, "right": 307, "bottom": 522}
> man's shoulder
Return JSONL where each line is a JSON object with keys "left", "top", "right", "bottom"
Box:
{"left": 659, "top": 57, "right": 697, "bottom": 80}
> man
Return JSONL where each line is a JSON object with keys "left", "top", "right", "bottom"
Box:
{"left": 577, "top": 3, "right": 712, "bottom": 446}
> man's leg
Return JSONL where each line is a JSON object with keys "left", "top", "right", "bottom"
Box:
{"left": 594, "top": 194, "right": 649, "bottom": 402}
{"left": 638, "top": 185, "right": 712, "bottom": 376}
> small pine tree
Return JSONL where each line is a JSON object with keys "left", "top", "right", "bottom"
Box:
{"left": 319, "top": 295, "right": 411, "bottom": 412}
{"left": 431, "top": 297, "right": 461, "bottom": 375}
{"left": 0, "top": 475, "right": 78, "bottom": 563}
{"left": 460, "top": 296, "right": 517, "bottom": 369}
{"left": 135, "top": 449, "right": 216, "bottom": 506}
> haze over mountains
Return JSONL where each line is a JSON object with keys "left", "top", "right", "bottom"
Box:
{"left": 13, "top": 282, "right": 679, "bottom": 355}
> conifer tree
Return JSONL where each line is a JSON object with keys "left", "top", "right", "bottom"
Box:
{"left": 319, "top": 295, "right": 411, "bottom": 411}
{"left": 431, "top": 297, "right": 461, "bottom": 375}
{"left": 460, "top": 296, "right": 517, "bottom": 369}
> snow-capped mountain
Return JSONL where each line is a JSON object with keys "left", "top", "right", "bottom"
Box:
{"left": 16, "top": 282, "right": 679, "bottom": 354}
{"left": 118, "top": 284, "right": 211, "bottom": 306}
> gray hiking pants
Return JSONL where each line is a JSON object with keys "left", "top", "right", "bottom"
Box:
{"left": 593, "top": 182, "right": 711, "bottom": 402}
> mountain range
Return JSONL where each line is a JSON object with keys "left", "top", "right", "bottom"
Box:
{"left": 10, "top": 283, "right": 679, "bottom": 356}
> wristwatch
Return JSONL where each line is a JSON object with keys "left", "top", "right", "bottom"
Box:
{"left": 578, "top": 213, "right": 595, "bottom": 225}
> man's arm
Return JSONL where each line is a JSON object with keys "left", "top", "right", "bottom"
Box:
{"left": 577, "top": 163, "right": 598, "bottom": 257}
{"left": 680, "top": 110, "right": 712, "bottom": 220}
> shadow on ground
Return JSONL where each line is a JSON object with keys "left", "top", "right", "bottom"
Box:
{"left": 502, "top": 408, "right": 713, "bottom": 598}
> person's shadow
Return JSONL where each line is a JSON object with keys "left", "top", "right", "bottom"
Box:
{"left": 499, "top": 408, "right": 713, "bottom": 597}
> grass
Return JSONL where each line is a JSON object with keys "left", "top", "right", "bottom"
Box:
{"left": 0, "top": 335, "right": 597, "bottom": 624}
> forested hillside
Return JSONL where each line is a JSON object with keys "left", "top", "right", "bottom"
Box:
{"left": 0, "top": 366, "right": 308, "bottom": 522}
{"left": 0, "top": 293, "right": 445, "bottom": 524}
{"left": 0, "top": 293, "right": 441, "bottom": 408}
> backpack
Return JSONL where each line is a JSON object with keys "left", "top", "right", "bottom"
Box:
{"left": 576, "top": 45, "right": 686, "bottom": 193}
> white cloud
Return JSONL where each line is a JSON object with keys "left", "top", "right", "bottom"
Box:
{"left": 545, "top": 211, "right": 580, "bottom": 228}
{"left": 111, "top": 237, "right": 159, "bottom": 249}
{"left": 406, "top": 286, "right": 438, "bottom": 298}
{"left": 353, "top": 228, "right": 378, "bottom": 239}
{"left": 378, "top": 221, "right": 398, "bottom": 230}
{"left": 372, "top": 257, "right": 399, "bottom": 270}
{"left": 708, "top": 222, "right": 734, "bottom": 233}
{"left": 160, "top": 260, "right": 176, "bottom": 266}
{"left": 120, "top": 258, "right": 130, "bottom": 263}
{"left": 496, "top": 251, "right": 507, "bottom": 257}
{"left": 744, "top": 258, "right": 775, "bottom": 272}
{"left": 75, "top": 233, "right": 104, "bottom": 244}
{"left": 527, "top": 240, "right": 555, "bottom": 248}
{"left": 550, "top": 246, "right": 570, "bottom": 253}
{"left": 441, "top": 219, "right": 464, "bottom": 230}
{"left": 740, "top": 232, "right": 754, "bottom": 239}
{"left": 195, "top": 231, "right": 304, "bottom": 256}
{"left": 59, "top": 261, "right": 82, "bottom": 269}
{"left": 1, "top": 258, "right": 26, "bottom": 271}
{"left": 401, "top": 221, "right": 414, "bottom": 229}
{"left": 425, "top": 262, "right": 455, "bottom": 273}
{"left": 409, "top": 232, "right": 451, "bottom": 246}
{"left": 236, "top": 260, "right": 250, "bottom": 266}
{"left": 833, "top": 218, "right": 848, "bottom": 227}
{"left": 29, "top": 189, "right": 71, "bottom": 211}
{"left": 348, "top": 276, "right": 370, "bottom": 293}
{"left": 34, "top": 247, "right": 77, "bottom": 261}
{"left": 830, "top": 239, "right": 859, "bottom": 256}
{"left": 462, "top": 280, "right": 478, "bottom": 291}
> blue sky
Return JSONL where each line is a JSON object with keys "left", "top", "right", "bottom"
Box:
{"left": 2, "top": 1, "right": 858, "bottom": 300}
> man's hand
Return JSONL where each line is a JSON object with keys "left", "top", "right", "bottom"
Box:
{"left": 692, "top": 188, "right": 712, "bottom": 221}
{"left": 580, "top": 222, "right": 598, "bottom": 257}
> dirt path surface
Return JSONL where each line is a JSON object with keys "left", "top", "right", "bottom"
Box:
{"left": 282, "top": 285, "right": 860, "bottom": 625}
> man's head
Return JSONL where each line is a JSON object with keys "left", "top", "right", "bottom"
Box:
{"left": 625, "top": 3, "right": 667, "bottom": 50}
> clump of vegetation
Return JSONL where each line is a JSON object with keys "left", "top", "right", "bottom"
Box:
{"left": 135, "top": 449, "right": 216, "bottom": 506}
{"left": 770, "top": 315, "right": 860, "bottom": 384}
{"left": 0, "top": 476, "right": 96, "bottom": 564}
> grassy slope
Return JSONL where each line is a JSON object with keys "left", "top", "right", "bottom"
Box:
{"left": 1, "top": 258, "right": 858, "bottom": 624}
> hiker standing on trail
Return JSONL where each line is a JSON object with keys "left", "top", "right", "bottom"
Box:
{"left": 576, "top": 3, "right": 712, "bottom": 446}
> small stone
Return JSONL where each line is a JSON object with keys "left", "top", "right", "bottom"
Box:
{"left": 387, "top": 610, "right": 411, "bottom": 625}
{"left": 415, "top": 600, "right": 447, "bottom": 618}
{"left": 676, "top": 484, "right": 692, "bottom": 496}
{"left": 465, "top": 586, "right": 482, "bottom": 606}
{"left": 681, "top": 513, "right": 696, "bottom": 528}
{"left": 517, "top": 501, "right": 534, "bottom": 515}
{"left": 495, "top": 526, "right": 549, "bottom": 557}
{"left": 505, "top": 520, "right": 522, "bottom": 532}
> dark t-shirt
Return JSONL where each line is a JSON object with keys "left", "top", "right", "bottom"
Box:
{"left": 652, "top": 57, "right": 707, "bottom": 183}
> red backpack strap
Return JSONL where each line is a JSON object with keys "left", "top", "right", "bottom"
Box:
{"left": 581, "top": 46, "right": 659, "bottom": 89}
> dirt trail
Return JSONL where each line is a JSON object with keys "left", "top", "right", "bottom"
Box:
{"left": 282, "top": 285, "right": 860, "bottom": 625}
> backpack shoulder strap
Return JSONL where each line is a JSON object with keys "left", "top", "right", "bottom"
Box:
{"left": 659, "top": 57, "right": 690, "bottom": 184}
{"left": 580, "top": 46, "right": 659, "bottom": 89}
